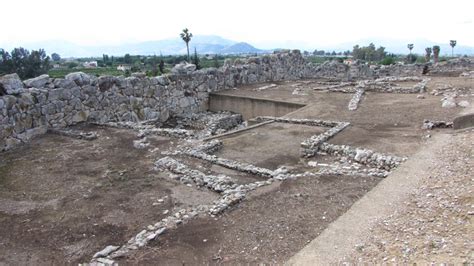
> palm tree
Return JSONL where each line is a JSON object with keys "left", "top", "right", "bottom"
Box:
{"left": 449, "top": 40, "right": 457, "bottom": 57}
{"left": 433, "top": 45, "right": 440, "bottom": 64}
{"left": 180, "top": 28, "right": 193, "bottom": 62}
{"left": 407, "top": 44, "right": 414, "bottom": 55}
{"left": 425, "top": 47, "right": 432, "bottom": 62}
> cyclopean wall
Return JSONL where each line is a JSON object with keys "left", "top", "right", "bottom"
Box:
{"left": 0, "top": 50, "right": 309, "bottom": 150}
{"left": 1, "top": 50, "right": 473, "bottom": 151}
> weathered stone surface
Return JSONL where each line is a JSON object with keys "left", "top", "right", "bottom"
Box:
{"left": 23, "top": 74, "right": 49, "bottom": 88}
{"left": 1, "top": 53, "right": 473, "bottom": 151}
{"left": 98, "top": 76, "right": 117, "bottom": 91}
{"left": 53, "top": 78, "right": 76, "bottom": 89}
{"left": 65, "top": 72, "right": 91, "bottom": 86}
{"left": 442, "top": 97, "right": 456, "bottom": 108}
{"left": 93, "top": 245, "right": 120, "bottom": 258}
{"left": 0, "top": 73, "right": 24, "bottom": 95}
{"left": 171, "top": 62, "right": 196, "bottom": 75}
{"left": 458, "top": 100, "right": 470, "bottom": 108}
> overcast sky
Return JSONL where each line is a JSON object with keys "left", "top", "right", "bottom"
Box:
{"left": 1, "top": 0, "right": 473, "bottom": 48}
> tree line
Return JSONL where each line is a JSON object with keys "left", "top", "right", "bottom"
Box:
{"left": 0, "top": 47, "right": 51, "bottom": 79}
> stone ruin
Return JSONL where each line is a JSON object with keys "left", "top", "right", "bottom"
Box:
{"left": 1, "top": 51, "right": 473, "bottom": 265}
{"left": 2, "top": 50, "right": 473, "bottom": 151}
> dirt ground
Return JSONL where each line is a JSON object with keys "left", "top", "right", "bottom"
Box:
{"left": 216, "top": 123, "right": 326, "bottom": 170}
{"left": 340, "top": 128, "right": 473, "bottom": 264}
{"left": 123, "top": 174, "right": 380, "bottom": 264}
{"left": 0, "top": 125, "right": 218, "bottom": 264}
{"left": 0, "top": 76, "right": 472, "bottom": 264}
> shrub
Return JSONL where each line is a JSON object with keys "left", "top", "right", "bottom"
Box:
{"left": 380, "top": 57, "right": 395, "bottom": 65}
{"left": 405, "top": 54, "right": 418, "bottom": 64}
{"left": 67, "top": 62, "right": 79, "bottom": 69}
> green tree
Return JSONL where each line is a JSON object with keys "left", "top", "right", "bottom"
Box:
{"left": 433, "top": 45, "right": 440, "bottom": 63}
{"left": 0, "top": 49, "right": 13, "bottom": 75}
{"left": 180, "top": 28, "right": 193, "bottom": 62}
{"left": 375, "top": 46, "right": 386, "bottom": 61}
{"left": 433, "top": 45, "right": 441, "bottom": 64}
{"left": 406, "top": 54, "right": 417, "bottom": 64}
{"left": 1, "top": 47, "right": 50, "bottom": 79}
{"left": 159, "top": 60, "right": 165, "bottom": 74}
{"left": 449, "top": 40, "right": 457, "bottom": 57}
{"left": 124, "top": 53, "right": 132, "bottom": 64}
{"left": 27, "top": 49, "right": 50, "bottom": 78}
{"left": 51, "top": 53, "right": 61, "bottom": 62}
{"left": 407, "top": 44, "right": 414, "bottom": 55}
{"left": 67, "top": 62, "right": 78, "bottom": 69}
{"left": 150, "top": 54, "right": 159, "bottom": 76}
{"left": 102, "top": 54, "right": 109, "bottom": 64}
{"left": 213, "top": 56, "right": 220, "bottom": 68}
{"left": 352, "top": 43, "right": 385, "bottom": 62}
{"left": 192, "top": 47, "right": 201, "bottom": 70}
{"left": 380, "top": 56, "right": 395, "bottom": 65}
{"left": 425, "top": 47, "right": 432, "bottom": 62}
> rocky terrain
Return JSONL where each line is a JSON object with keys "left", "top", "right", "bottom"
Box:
{"left": 0, "top": 51, "right": 473, "bottom": 265}
{"left": 344, "top": 129, "right": 473, "bottom": 264}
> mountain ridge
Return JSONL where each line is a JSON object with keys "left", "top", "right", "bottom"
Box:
{"left": 2, "top": 35, "right": 264, "bottom": 57}
{"left": 2, "top": 35, "right": 473, "bottom": 57}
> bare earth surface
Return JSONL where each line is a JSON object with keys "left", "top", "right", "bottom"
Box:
{"left": 0, "top": 76, "right": 472, "bottom": 264}
{"left": 343, "top": 129, "right": 473, "bottom": 264}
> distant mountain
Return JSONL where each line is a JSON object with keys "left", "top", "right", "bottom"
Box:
{"left": 5, "top": 35, "right": 471, "bottom": 58}
{"left": 2, "top": 35, "right": 265, "bottom": 58}
{"left": 219, "top": 42, "right": 263, "bottom": 54}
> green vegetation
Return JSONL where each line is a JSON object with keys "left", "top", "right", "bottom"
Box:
{"left": 0, "top": 47, "right": 51, "bottom": 79}
{"left": 449, "top": 40, "right": 457, "bottom": 57}
{"left": 425, "top": 47, "right": 432, "bottom": 62}
{"left": 352, "top": 43, "right": 387, "bottom": 62}
{"left": 406, "top": 54, "right": 418, "bottom": 64}
{"left": 8, "top": 39, "right": 464, "bottom": 81}
{"left": 192, "top": 47, "right": 201, "bottom": 70}
{"left": 433, "top": 45, "right": 440, "bottom": 63}
{"left": 407, "top": 44, "right": 414, "bottom": 55}
{"left": 51, "top": 53, "right": 61, "bottom": 62}
{"left": 380, "top": 56, "right": 396, "bottom": 65}
{"left": 180, "top": 28, "right": 193, "bottom": 61}
{"left": 45, "top": 53, "right": 241, "bottom": 78}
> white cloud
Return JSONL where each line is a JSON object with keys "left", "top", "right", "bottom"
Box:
{"left": 1, "top": 0, "right": 473, "bottom": 47}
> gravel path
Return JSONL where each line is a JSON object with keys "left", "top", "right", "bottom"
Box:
{"left": 344, "top": 128, "right": 473, "bottom": 264}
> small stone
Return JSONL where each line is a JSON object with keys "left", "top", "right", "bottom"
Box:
{"left": 156, "top": 227, "right": 167, "bottom": 236}
{"left": 147, "top": 225, "right": 155, "bottom": 230}
{"left": 0, "top": 73, "right": 24, "bottom": 94}
{"left": 96, "top": 258, "right": 116, "bottom": 265}
{"left": 93, "top": 245, "right": 120, "bottom": 258}
{"left": 442, "top": 98, "right": 456, "bottom": 108}
{"left": 457, "top": 100, "right": 469, "bottom": 108}
{"left": 24, "top": 74, "right": 49, "bottom": 88}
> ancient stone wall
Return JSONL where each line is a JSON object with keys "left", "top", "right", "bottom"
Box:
{"left": 0, "top": 50, "right": 308, "bottom": 150}
{"left": 1, "top": 50, "right": 473, "bottom": 151}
